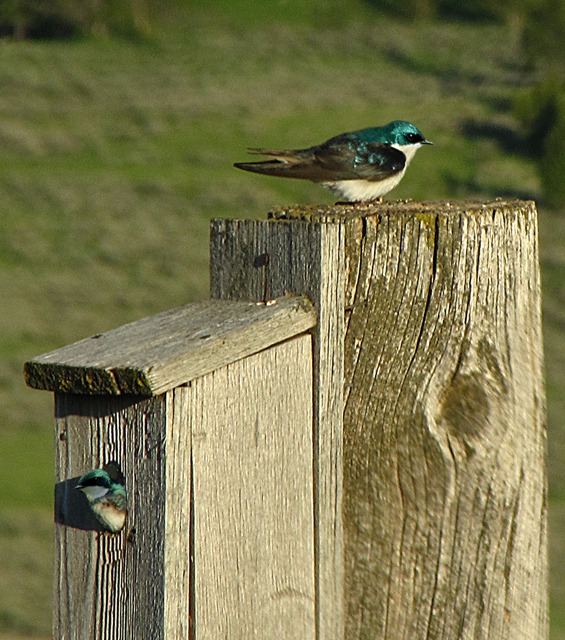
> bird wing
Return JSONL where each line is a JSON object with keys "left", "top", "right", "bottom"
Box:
{"left": 105, "top": 491, "right": 128, "bottom": 512}
{"left": 315, "top": 137, "right": 406, "bottom": 181}
{"left": 234, "top": 138, "right": 406, "bottom": 182}
{"left": 246, "top": 147, "right": 309, "bottom": 159}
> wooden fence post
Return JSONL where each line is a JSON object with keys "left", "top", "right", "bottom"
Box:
{"left": 210, "top": 199, "right": 548, "bottom": 640}
{"left": 25, "top": 296, "right": 318, "bottom": 640}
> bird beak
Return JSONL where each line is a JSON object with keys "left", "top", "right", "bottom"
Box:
{"left": 422, "top": 139, "right": 433, "bottom": 145}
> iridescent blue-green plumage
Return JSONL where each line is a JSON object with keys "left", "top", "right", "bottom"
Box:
{"left": 76, "top": 462, "right": 127, "bottom": 533}
{"left": 234, "top": 120, "right": 432, "bottom": 202}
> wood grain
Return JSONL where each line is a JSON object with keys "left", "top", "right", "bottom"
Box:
{"left": 210, "top": 199, "right": 548, "bottom": 640}
{"left": 191, "top": 334, "right": 316, "bottom": 640}
{"left": 164, "top": 387, "right": 192, "bottom": 640}
{"left": 211, "top": 217, "right": 346, "bottom": 640}
{"left": 340, "top": 201, "right": 547, "bottom": 640}
{"left": 54, "top": 393, "right": 169, "bottom": 640}
{"left": 52, "top": 338, "right": 315, "bottom": 639}
{"left": 26, "top": 295, "right": 316, "bottom": 396}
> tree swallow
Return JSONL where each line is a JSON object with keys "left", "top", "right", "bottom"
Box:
{"left": 76, "top": 461, "right": 127, "bottom": 533}
{"left": 234, "top": 120, "right": 432, "bottom": 202}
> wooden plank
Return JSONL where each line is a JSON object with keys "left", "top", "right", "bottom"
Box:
{"left": 164, "top": 387, "right": 192, "bottom": 640}
{"left": 210, "top": 199, "right": 548, "bottom": 640}
{"left": 54, "top": 393, "right": 171, "bottom": 640}
{"left": 54, "top": 390, "right": 193, "bottom": 639}
{"left": 210, "top": 218, "right": 345, "bottom": 640}
{"left": 25, "top": 295, "right": 315, "bottom": 396}
{"left": 191, "top": 334, "right": 316, "bottom": 640}
{"left": 338, "top": 200, "right": 547, "bottom": 640}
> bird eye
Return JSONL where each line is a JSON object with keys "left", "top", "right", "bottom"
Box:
{"left": 406, "top": 132, "right": 423, "bottom": 143}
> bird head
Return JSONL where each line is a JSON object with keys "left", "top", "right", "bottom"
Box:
{"left": 383, "top": 120, "right": 433, "bottom": 147}
{"left": 76, "top": 469, "right": 114, "bottom": 502}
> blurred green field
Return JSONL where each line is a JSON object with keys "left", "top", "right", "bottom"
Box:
{"left": 1, "top": 2, "right": 564, "bottom": 636}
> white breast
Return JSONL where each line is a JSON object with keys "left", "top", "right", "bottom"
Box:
{"left": 93, "top": 501, "right": 127, "bottom": 532}
{"left": 392, "top": 142, "right": 421, "bottom": 164}
{"left": 323, "top": 171, "right": 405, "bottom": 201}
{"left": 322, "top": 142, "right": 422, "bottom": 202}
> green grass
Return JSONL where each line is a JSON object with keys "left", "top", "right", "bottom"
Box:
{"left": 0, "top": 430, "right": 52, "bottom": 508}
{"left": 552, "top": 500, "right": 565, "bottom": 635}
{"left": 0, "top": 510, "right": 52, "bottom": 637}
{"left": 1, "top": 5, "right": 564, "bottom": 637}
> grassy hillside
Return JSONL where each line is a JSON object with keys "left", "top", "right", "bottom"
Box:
{"left": 1, "top": 4, "right": 563, "bottom": 636}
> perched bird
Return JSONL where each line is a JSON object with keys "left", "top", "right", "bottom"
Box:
{"left": 234, "top": 120, "right": 432, "bottom": 202}
{"left": 76, "top": 461, "right": 127, "bottom": 533}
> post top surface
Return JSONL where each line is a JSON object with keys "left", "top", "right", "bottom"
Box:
{"left": 267, "top": 198, "right": 536, "bottom": 222}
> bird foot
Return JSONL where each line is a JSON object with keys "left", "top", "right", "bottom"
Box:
{"left": 334, "top": 197, "right": 383, "bottom": 206}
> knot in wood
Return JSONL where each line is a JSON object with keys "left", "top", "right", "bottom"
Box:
{"left": 440, "top": 372, "right": 490, "bottom": 441}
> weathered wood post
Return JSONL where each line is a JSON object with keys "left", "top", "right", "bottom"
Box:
{"left": 25, "top": 296, "right": 318, "bottom": 640}
{"left": 210, "top": 199, "right": 548, "bottom": 640}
